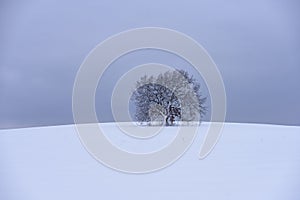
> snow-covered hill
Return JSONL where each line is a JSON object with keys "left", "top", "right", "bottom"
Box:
{"left": 0, "top": 122, "right": 299, "bottom": 200}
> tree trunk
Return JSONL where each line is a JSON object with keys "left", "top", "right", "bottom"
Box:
{"left": 165, "top": 116, "right": 170, "bottom": 126}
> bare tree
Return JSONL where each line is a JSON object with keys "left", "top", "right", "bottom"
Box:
{"left": 132, "top": 70, "right": 206, "bottom": 126}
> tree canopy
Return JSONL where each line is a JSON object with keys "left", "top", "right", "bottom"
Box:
{"left": 132, "top": 70, "right": 206, "bottom": 126}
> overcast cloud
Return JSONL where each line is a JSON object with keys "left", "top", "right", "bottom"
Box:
{"left": 0, "top": 0, "right": 299, "bottom": 128}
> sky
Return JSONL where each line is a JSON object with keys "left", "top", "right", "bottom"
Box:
{"left": 0, "top": 0, "right": 300, "bottom": 128}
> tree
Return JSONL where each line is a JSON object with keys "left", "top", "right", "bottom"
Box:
{"left": 132, "top": 69, "right": 206, "bottom": 126}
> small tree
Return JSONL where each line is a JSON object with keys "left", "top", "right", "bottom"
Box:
{"left": 132, "top": 70, "right": 206, "bottom": 126}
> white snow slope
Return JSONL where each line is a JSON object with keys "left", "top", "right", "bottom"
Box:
{"left": 0, "top": 122, "right": 300, "bottom": 200}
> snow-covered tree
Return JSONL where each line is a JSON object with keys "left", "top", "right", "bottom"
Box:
{"left": 132, "top": 70, "right": 206, "bottom": 126}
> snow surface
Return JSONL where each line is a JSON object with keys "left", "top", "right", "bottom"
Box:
{"left": 0, "top": 122, "right": 300, "bottom": 200}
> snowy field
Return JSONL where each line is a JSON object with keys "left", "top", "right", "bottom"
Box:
{"left": 0, "top": 122, "right": 300, "bottom": 200}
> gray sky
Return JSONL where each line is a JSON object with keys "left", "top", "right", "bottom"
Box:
{"left": 1, "top": 0, "right": 300, "bottom": 128}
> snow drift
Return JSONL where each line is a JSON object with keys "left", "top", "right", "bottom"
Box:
{"left": 0, "top": 122, "right": 299, "bottom": 200}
